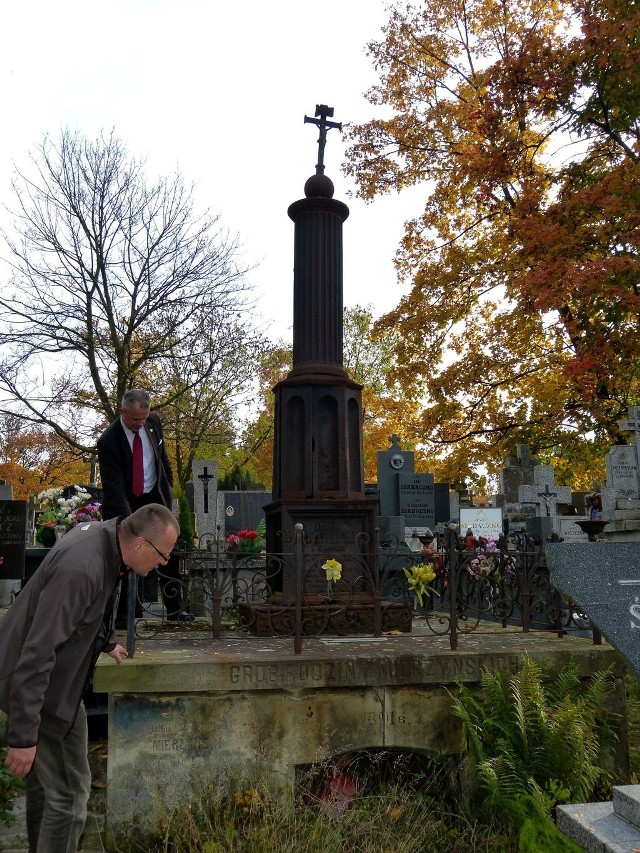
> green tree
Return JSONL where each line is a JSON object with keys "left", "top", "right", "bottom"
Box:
{"left": 343, "top": 305, "right": 425, "bottom": 483}
{"left": 344, "top": 0, "right": 640, "bottom": 485}
{"left": 218, "top": 463, "right": 266, "bottom": 491}
{"left": 176, "top": 491, "right": 195, "bottom": 547}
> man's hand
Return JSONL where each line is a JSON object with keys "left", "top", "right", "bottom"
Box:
{"left": 5, "top": 745, "right": 36, "bottom": 778}
{"left": 107, "top": 644, "right": 129, "bottom": 664}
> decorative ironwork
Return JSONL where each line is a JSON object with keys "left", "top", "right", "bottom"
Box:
{"left": 123, "top": 524, "right": 596, "bottom": 656}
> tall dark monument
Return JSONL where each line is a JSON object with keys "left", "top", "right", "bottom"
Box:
{"left": 265, "top": 105, "right": 378, "bottom": 602}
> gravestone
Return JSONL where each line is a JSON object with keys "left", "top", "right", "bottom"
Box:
{"left": 555, "top": 517, "right": 590, "bottom": 543}
{"left": 25, "top": 496, "right": 38, "bottom": 546}
{"left": 500, "top": 444, "right": 539, "bottom": 503}
{"left": 617, "top": 406, "right": 640, "bottom": 447}
{"left": 218, "top": 491, "right": 272, "bottom": 536}
{"left": 377, "top": 435, "right": 414, "bottom": 517}
{"left": 604, "top": 406, "right": 640, "bottom": 501}
{"left": 434, "top": 483, "right": 455, "bottom": 523}
{"left": 376, "top": 438, "right": 454, "bottom": 533}
{"left": 518, "top": 466, "right": 572, "bottom": 517}
{"left": 377, "top": 516, "right": 407, "bottom": 547}
{"left": 398, "top": 472, "right": 435, "bottom": 539}
{"left": 459, "top": 507, "right": 503, "bottom": 541}
{"left": 546, "top": 542, "right": 640, "bottom": 676}
{"left": 606, "top": 444, "right": 639, "bottom": 498}
{"left": 518, "top": 466, "right": 572, "bottom": 541}
{"left": 0, "top": 500, "right": 27, "bottom": 580}
{"left": 0, "top": 484, "right": 21, "bottom": 607}
{"left": 192, "top": 461, "right": 219, "bottom": 538}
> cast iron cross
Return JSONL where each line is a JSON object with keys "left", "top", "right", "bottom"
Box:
{"left": 304, "top": 104, "right": 342, "bottom": 174}
{"left": 198, "top": 466, "right": 215, "bottom": 514}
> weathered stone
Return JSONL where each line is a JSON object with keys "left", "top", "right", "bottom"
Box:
{"left": 95, "top": 630, "right": 627, "bottom": 843}
{"left": 377, "top": 436, "right": 415, "bottom": 517}
{"left": 555, "top": 517, "right": 590, "bottom": 543}
{"left": 518, "top": 466, "right": 572, "bottom": 518}
{"left": 499, "top": 444, "right": 539, "bottom": 504}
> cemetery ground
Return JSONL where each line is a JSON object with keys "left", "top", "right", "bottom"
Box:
{"left": 1, "top": 612, "right": 638, "bottom": 852}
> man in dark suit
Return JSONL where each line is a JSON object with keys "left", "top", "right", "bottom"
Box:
{"left": 97, "top": 389, "right": 194, "bottom": 623}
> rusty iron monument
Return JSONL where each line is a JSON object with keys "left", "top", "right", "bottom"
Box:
{"left": 264, "top": 105, "right": 380, "bottom": 604}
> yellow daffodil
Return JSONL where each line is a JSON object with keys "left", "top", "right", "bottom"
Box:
{"left": 404, "top": 562, "right": 438, "bottom": 606}
{"left": 322, "top": 558, "right": 342, "bottom": 581}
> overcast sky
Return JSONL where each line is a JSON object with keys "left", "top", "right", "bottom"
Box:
{"left": 0, "top": 0, "right": 422, "bottom": 342}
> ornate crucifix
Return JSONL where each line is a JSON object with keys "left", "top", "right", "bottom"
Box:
{"left": 304, "top": 104, "right": 342, "bottom": 174}
{"left": 537, "top": 484, "right": 558, "bottom": 517}
{"left": 197, "top": 466, "right": 215, "bottom": 514}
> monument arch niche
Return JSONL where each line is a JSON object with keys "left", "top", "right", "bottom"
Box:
{"left": 273, "top": 381, "right": 365, "bottom": 501}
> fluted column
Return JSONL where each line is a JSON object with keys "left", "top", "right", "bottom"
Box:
{"left": 287, "top": 174, "right": 349, "bottom": 379}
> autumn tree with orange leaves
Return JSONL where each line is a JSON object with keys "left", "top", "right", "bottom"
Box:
{"left": 0, "top": 415, "right": 88, "bottom": 499}
{"left": 344, "top": 0, "right": 640, "bottom": 489}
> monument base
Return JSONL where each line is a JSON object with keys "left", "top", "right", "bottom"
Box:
{"left": 95, "top": 629, "right": 629, "bottom": 846}
{"left": 237, "top": 593, "right": 412, "bottom": 636}
{"left": 264, "top": 498, "right": 379, "bottom": 603}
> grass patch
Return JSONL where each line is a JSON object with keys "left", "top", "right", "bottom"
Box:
{"left": 115, "top": 776, "right": 513, "bottom": 852}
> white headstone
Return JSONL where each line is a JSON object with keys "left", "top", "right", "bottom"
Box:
{"left": 555, "top": 517, "right": 590, "bottom": 543}
{"left": 460, "top": 507, "right": 503, "bottom": 540}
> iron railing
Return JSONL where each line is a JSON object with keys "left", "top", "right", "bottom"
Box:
{"left": 125, "top": 524, "right": 598, "bottom": 655}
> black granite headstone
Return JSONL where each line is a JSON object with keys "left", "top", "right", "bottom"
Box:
{"left": 223, "top": 491, "right": 272, "bottom": 535}
{"left": 0, "top": 500, "right": 27, "bottom": 580}
{"left": 546, "top": 542, "right": 640, "bottom": 675}
{"left": 377, "top": 436, "right": 415, "bottom": 517}
{"left": 434, "top": 483, "right": 452, "bottom": 523}
{"left": 398, "top": 473, "right": 435, "bottom": 529}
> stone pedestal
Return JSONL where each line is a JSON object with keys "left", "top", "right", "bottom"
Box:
{"left": 94, "top": 632, "right": 628, "bottom": 846}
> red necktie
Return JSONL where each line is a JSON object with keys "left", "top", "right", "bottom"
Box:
{"left": 132, "top": 432, "right": 144, "bottom": 497}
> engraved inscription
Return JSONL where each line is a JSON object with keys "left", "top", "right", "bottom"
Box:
{"left": 364, "top": 710, "right": 410, "bottom": 726}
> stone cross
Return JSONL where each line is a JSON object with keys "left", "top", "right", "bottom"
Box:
{"left": 192, "top": 460, "right": 219, "bottom": 539}
{"left": 504, "top": 444, "right": 535, "bottom": 468}
{"left": 618, "top": 407, "right": 640, "bottom": 448}
{"left": 304, "top": 104, "right": 342, "bottom": 175}
{"left": 518, "top": 466, "right": 572, "bottom": 517}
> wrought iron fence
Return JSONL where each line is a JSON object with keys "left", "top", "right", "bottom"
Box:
{"left": 125, "top": 524, "right": 598, "bottom": 655}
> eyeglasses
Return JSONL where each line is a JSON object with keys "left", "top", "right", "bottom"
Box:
{"left": 144, "top": 538, "right": 171, "bottom": 562}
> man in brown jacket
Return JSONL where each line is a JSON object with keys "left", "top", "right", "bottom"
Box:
{"left": 0, "top": 503, "right": 178, "bottom": 853}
